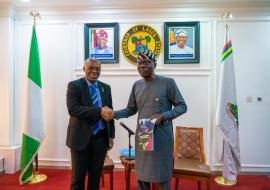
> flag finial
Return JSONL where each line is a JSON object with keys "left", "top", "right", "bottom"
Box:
{"left": 223, "top": 12, "right": 233, "bottom": 29}
{"left": 30, "top": 11, "right": 41, "bottom": 26}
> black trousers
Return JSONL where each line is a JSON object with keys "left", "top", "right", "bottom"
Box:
{"left": 70, "top": 131, "right": 107, "bottom": 190}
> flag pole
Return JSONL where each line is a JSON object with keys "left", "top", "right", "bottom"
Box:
{"left": 223, "top": 12, "right": 232, "bottom": 34}
{"left": 27, "top": 10, "right": 47, "bottom": 185}
{"left": 214, "top": 12, "right": 237, "bottom": 186}
{"left": 31, "top": 10, "right": 40, "bottom": 27}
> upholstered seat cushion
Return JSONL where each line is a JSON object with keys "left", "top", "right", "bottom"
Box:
{"left": 174, "top": 159, "right": 211, "bottom": 177}
{"left": 103, "top": 157, "right": 114, "bottom": 170}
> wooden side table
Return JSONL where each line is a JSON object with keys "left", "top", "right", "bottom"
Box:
{"left": 120, "top": 156, "right": 135, "bottom": 190}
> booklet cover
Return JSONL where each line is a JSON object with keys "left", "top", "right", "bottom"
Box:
{"left": 138, "top": 118, "right": 156, "bottom": 151}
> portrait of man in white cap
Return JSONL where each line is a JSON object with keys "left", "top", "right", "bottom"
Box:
{"left": 91, "top": 29, "right": 113, "bottom": 57}
{"left": 170, "top": 29, "right": 194, "bottom": 56}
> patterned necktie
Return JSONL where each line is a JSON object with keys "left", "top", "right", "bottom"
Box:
{"left": 90, "top": 84, "right": 102, "bottom": 135}
{"left": 90, "top": 85, "right": 99, "bottom": 107}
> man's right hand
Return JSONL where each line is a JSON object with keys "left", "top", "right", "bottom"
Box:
{"left": 101, "top": 106, "right": 115, "bottom": 121}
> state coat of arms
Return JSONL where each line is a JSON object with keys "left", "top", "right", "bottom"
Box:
{"left": 122, "top": 24, "right": 162, "bottom": 65}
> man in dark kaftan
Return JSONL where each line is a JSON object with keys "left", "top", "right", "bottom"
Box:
{"left": 115, "top": 50, "right": 187, "bottom": 190}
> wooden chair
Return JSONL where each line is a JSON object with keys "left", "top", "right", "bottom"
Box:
{"left": 173, "top": 126, "right": 211, "bottom": 190}
{"left": 101, "top": 154, "right": 114, "bottom": 190}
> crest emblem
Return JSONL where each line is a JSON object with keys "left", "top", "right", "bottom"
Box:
{"left": 226, "top": 102, "right": 239, "bottom": 128}
{"left": 122, "top": 24, "right": 162, "bottom": 65}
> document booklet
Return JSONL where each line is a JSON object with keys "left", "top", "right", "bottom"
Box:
{"left": 138, "top": 118, "right": 156, "bottom": 151}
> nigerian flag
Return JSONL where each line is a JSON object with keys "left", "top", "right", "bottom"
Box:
{"left": 216, "top": 25, "right": 241, "bottom": 181}
{"left": 19, "top": 26, "right": 45, "bottom": 184}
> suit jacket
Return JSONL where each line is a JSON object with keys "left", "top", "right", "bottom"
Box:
{"left": 66, "top": 77, "right": 115, "bottom": 151}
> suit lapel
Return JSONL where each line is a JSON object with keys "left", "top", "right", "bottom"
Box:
{"left": 80, "top": 78, "right": 93, "bottom": 106}
{"left": 98, "top": 81, "right": 106, "bottom": 106}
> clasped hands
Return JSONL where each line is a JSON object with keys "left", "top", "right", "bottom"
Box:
{"left": 101, "top": 106, "right": 115, "bottom": 121}
{"left": 101, "top": 106, "right": 164, "bottom": 125}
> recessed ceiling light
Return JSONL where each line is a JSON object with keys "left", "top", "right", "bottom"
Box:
{"left": 21, "top": 0, "right": 31, "bottom": 2}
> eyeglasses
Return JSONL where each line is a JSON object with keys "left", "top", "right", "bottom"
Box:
{"left": 85, "top": 66, "right": 101, "bottom": 72}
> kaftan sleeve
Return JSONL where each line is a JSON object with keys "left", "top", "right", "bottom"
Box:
{"left": 161, "top": 78, "right": 187, "bottom": 120}
{"left": 115, "top": 83, "right": 138, "bottom": 119}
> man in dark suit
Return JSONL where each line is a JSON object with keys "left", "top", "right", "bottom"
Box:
{"left": 66, "top": 58, "right": 115, "bottom": 190}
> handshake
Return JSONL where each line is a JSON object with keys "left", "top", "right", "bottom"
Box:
{"left": 101, "top": 106, "right": 115, "bottom": 121}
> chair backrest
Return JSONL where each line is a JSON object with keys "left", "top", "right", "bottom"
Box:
{"left": 174, "top": 126, "right": 206, "bottom": 162}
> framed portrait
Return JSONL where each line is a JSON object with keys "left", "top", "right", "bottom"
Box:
{"left": 164, "top": 22, "right": 200, "bottom": 64}
{"left": 84, "top": 23, "right": 119, "bottom": 63}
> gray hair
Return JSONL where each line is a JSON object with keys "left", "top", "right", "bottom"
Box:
{"left": 84, "top": 57, "right": 101, "bottom": 65}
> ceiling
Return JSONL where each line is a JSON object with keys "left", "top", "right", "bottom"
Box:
{"left": 0, "top": 0, "right": 270, "bottom": 8}
{"left": 0, "top": 0, "right": 270, "bottom": 9}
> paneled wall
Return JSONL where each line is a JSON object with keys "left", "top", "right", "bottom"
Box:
{"left": 1, "top": 4, "right": 269, "bottom": 171}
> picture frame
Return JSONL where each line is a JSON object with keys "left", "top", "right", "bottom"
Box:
{"left": 84, "top": 23, "right": 119, "bottom": 63}
{"left": 164, "top": 22, "right": 200, "bottom": 64}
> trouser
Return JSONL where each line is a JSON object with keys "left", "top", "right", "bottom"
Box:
{"left": 137, "top": 180, "right": 171, "bottom": 190}
{"left": 70, "top": 131, "right": 107, "bottom": 190}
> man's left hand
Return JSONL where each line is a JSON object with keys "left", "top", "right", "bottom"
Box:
{"left": 150, "top": 114, "right": 164, "bottom": 125}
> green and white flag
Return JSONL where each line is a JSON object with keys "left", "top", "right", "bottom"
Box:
{"left": 19, "top": 26, "right": 45, "bottom": 184}
{"left": 216, "top": 25, "right": 241, "bottom": 181}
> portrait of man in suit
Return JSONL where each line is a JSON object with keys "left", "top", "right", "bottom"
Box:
{"left": 66, "top": 58, "right": 115, "bottom": 190}
{"left": 91, "top": 29, "right": 114, "bottom": 58}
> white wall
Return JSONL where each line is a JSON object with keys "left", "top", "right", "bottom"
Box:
{"left": 0, "top": 5, "right": 15, "bottom": 146}
{"left": 1, "top": 4, "right": 270, "bottom": 171}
